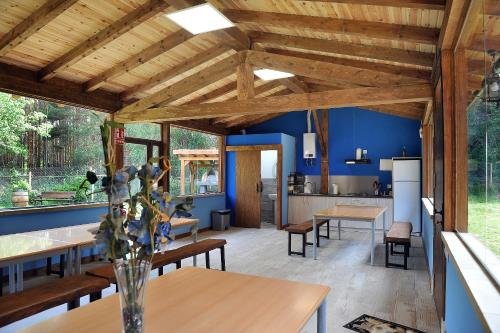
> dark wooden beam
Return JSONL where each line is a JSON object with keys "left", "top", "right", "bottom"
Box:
{"left": 171, "top": 119, "right": 231, "bottom": 135}
{"left": 300, "top": 0, "right": 445, "bottom": 10}
{"left": 0, "top": 62, "right": 120, "bottom": 112}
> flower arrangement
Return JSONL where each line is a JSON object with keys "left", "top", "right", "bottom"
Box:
{"left": 82, "top": 119, "right": 194, "bottom": 333}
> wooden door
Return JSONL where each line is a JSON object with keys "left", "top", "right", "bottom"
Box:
{"left": 235, "top": 150, "right": 261, "bottom": 228}
{"left": 432, "top": 77, "right": 446, "bottom": 321}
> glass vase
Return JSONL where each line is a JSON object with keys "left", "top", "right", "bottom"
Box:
{"left": 113, "top": 260, "right": 152, "bottom": 333}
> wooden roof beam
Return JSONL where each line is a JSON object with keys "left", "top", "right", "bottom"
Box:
{"left": 250, "top": 31, "right": 434, "bottom": 69}
{"left": 224, "top": 10, "right": 440, "bottom": 45}
{"left": 0, "top": 0, "right": 79, "bottom": 58}
{"left": 118, "top": 53, "right": 240, "bottom": 114}
{"left": 38, "top": 0, "right": 171, "bottom": 81}
{"left": 267, "top": 48, "right": 431, "bottom": 81}
{"left": 115, "top": 84, "right": 432, "bottom": 122}
{"left": 300, "top": 0, "right": 445, "bottom": 10}
{"left": 122, "top": 45, "right": 229, "bottom": 101}
{"left": 245, "top": 50, "right": 425, "bottom": 88}
{"left": 84, "top": 29, "right": 193, "bottom": 92}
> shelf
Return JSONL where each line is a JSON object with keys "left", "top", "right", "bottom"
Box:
{"left": 345, "top": 159, "right": 371, "bottom": 165}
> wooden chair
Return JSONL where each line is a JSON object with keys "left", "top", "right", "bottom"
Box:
{"left": 385, "top": 221, "right": 412, "bottom": 270}
{"left": 286, "top": 219, "right": 330, "bottom": 257}
{"left": 0, "top": 274, "right": 109, "bottom": 327}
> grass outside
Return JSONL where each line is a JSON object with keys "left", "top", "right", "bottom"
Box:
{"left": 468, "top": 196, "right": 500, "bottom": 256}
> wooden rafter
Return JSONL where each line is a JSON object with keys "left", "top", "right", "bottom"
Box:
{"left": 0, "top": 0, "right": 79, "bottom": 58}
{"left": 267, "top": 48, "right": 431, "bottom": 81}
{"left": 245, "top": 50, "right": 425, "bottom": 88}
{"left": 115, "top": 84, "right": 432, "bottom": 122}
{"left": 38, "top": 0, "right": 171, "bottom": 81}
{"left": 84, "top": 29, "right": 193, "bottom": 92}
{"left": 186, "top": 81, "right": 237, "bottom": 105}
{"left": 279, "top": 77, "right": 309, "bottom": 93}
{"left": 250, "top": 31, "right": 434, "bottom": 69}
{"left": 224, "top": 10, "right": 440, "bottom": 45}
{"left": 236, "top": 62, "right": 255, "bottom": 100}
{"left": 300, "top": 0, "right": 445, "bottom": 10}
{"left": 122, "top": 45, "right": 229, "bottom": 100}
{"left": 118, "top": 53, "right": 240, "bottom": 114}
{"left": 364, "top": 103, "right": 425, "bottom": 119}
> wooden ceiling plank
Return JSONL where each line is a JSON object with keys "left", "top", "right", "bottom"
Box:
{"left": 115, "top": 84, "right": 432, "bottom": 122}
{"left": 171, "top": 119, "right": 230, "bottom": 135}
{"left": 299, "top": 0, "right": 445, "bottom": 10}
{"left": 84, "top": 29, "right": 193, "bottom": 92}
{"left": 0, "top": 62, "right": 120, "bottom": 112}
{"left": 250, "top": 31, "right": 434, "bottom": 68}
{"left": 267, "top": 48, "right": 431, "bottom": 81}
{"left": 224, "top": 10, "right": 440, "bottom": 45}
{"left": 363, "top": 105, "right": 422, "bottom": 119}
{"left": 0, "top": 0, "right": 79, "bottom": 58}
{"left": 122, "top": 45, "right": 229, "bottom": 101}
{"left": 278, "top": 77, "right": 309, "bottom": 93}
{"left": 246, "top": 50, "right": 423, "bottom": 88}
{"left": 118, "top": 53, "right": 240, "bottom": 114}
{"left": 186, "top": 81, "right": 237, "bottom": 105}
{"left": 39, "top": 0, "right": 171, "bottom": 81}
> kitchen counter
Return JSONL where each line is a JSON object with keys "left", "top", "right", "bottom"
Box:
{"left": 289, "top": 193, "right": 393, "bottom": 199}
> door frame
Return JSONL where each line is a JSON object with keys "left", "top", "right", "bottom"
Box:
{"left": 226, "top": 144, "right": 283, "bottom": 230}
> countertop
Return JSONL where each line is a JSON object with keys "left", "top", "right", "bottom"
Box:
{"left": 289, "top": 193, "right": 393, "bottom": 199}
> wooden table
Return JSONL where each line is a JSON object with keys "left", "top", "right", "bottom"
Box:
{"left": 0, "top": 234, "right": 73, "bottom": 293}
{"left": 17, "top": 267, "right": 330, "bottom": 333}
{"left": 1, "top": 217, "right": 199, "bottom": 294}
{"left": 312, "top": 205, "right": 387, "bottom": 265}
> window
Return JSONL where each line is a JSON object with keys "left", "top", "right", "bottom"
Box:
{"left": 456, "top": 0, "right": 499, "bottom": 272}
{"left": 169, "top": 126, "right": 221, "bottom": 196}
{"left": 0, "top": 93, "right": 107, "bottom": 208}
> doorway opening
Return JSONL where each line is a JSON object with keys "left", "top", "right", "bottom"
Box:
{"left": 260, "top": 150, "right": 278, "bottom": 228}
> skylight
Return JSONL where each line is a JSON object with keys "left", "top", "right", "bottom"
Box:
{"left": 165, "top": 3, "right": 234, "bottom": 35}
{"left": 254, "top": 69, "right": 295, "bottom": 81}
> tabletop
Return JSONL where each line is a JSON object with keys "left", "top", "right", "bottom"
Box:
{"left": 17, "top": 267, "right": 330, "bottom": 333}
{"left": 314, "top": 205, "right": 387, "bottom": 221}
{"left": 0, "top": 234, "right": 72, "bottom": 264}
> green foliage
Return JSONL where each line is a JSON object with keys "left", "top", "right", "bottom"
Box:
{"left": 52, "top": 176, "right": 87, "bottom": 202}
{"left": 125, "top": 123, "right": 161, "bottom": 140}
{"left": 0, "top": 93, "right": 52, "bottom": 156}
{"left": 9, "top": 169, "right": 30, "bottom": 191}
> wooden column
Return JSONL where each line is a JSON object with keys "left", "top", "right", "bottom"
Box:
{"left": 454, "top": 48, "right": 468, "bottom": 232}
{"left": 161, "top": 123, "right": 170, "bottom": 192}
{"left": 218, "top": 136, "right": 226, "bottom": 192}
{"left": 312, "top": 110, "right": 329, "bottom": 194}
{"left": 441, "top": 49, "right": 455, "bottom": 231}
{"left": 236, "top": 63, "right": 254, "bottom": 100}
{"left": 180, "top": 159, "right": 186, "bottom": 195}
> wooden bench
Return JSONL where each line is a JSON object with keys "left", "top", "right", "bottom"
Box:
{"left": 286, "top": 219, "right": 330, "bottom": 257}
{"left": 0, "top": 274, "right": 109, "bottom": 327}
{"left": 385, "top": 221, "right": 412, "bottom": 270}
{"left": 86, "top": 239, "right": 227, "bottom": 289}
{"left": 33, "top": 191, "right": 76, "bottom": 205}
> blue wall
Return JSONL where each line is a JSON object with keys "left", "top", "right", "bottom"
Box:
{"left": 445, "top": 257, "right": 485, "bottom": 333}
{"left": 422, "top": 206, "right": 434, "bottom": 276}
{"left": 226, "top": 133, "right": 295, "bottom": 225}
{"left": 247, "top": 108, "right": 421, "bottom": 190}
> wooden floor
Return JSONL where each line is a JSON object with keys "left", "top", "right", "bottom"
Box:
{"left": 2, "top": 225, "right": 440, "bottom": 333}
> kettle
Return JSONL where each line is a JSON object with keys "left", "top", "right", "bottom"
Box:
{"left": 304, "top": 182, "right": 314, "bottom": 194}
{"left": 332, "top": 183, "right": 339, "bottom": 195}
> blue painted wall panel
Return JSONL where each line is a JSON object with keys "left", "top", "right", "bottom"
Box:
{"left": 445, "top": 257, "right": 485, "bottom": 333}
{"left": 247, "top": 108, "right": 421, "bottom": 191}
{"left": 422, "top": 208, "right": 434, "bottom": 276}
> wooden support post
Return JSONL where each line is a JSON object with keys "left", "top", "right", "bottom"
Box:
{"left": 180, "top": 159, "right": 186, "bottom": 195}
{"left": 218, "top": 136, "right": 226, "bottom": 192}
{"left": 320, "top": 110, "right": 329, "bottom": 194}
{"left": 189, "top": 161, "right": 196, "bottom": 194}
{"left": 161, "top": 123, "right": 170, "bottom": 192}
{"left": 236, "top": 63, "right": 255, "bottom": 100}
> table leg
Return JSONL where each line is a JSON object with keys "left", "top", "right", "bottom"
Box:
{"left": 337, "top": 220, "right": 341, "bottom": 240}
{"left": 371, "top": 221, "right": 375, "bottom": 266}
{"left": 8, "top": 264, "right": 16, "bottom": 293}
{"left": 16, "top": 263, "right": 23, "bottom": 292}
{"left": 192, "top": 225, "right": 198, "bottom": 267}
{"left": 313, "top": 216, "right": 317, "bottom": 260}
{"left": 383, "top": 211, "right": 387, "bottom": 244}
{"left": 66, "top": 248, "right": 73, "bottom": 276}
{"left": 75, "top": 246, "right": 82, "bottom": 275}
{"left": 317, "top": 297, "right": 327, "bottom": 333}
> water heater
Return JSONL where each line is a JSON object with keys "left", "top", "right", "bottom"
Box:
{"left": 303, "top": 133, "right": 317, "bottom": 158}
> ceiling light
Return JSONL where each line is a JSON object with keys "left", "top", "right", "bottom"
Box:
{"left": 165, "top": 3, "right": 234, "bottom": 35}
{"left": 254, "top": 69, "right": 294, "bottom": 81}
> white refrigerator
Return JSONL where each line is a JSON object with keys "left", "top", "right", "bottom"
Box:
{"left": 392, "top": 158, "right": 422, "bottom": 233}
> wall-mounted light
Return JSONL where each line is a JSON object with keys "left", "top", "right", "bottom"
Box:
{"left": 483, "top": 50, "right": 500, "bottom": 107}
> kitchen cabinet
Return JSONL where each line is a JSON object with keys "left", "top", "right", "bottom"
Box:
{"left": 288, "top": 195, "right": 393, "bottom": 230}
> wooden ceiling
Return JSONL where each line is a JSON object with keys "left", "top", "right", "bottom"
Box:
{"left": 0, "top": 0, "right": 496, "bottom": 134}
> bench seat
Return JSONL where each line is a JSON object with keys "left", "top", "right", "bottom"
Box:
{"left": 286, "top": 219, "right": 330, "bottom": 257}
{"left": 0, "top": 274, "right": 109, "bottom": 327}
{"left": 385, "top": 221, "right": 412, "bottom": 270}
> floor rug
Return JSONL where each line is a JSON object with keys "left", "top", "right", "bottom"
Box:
{"left": 344, "top": 314, "right": 425, "bottom": 333}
